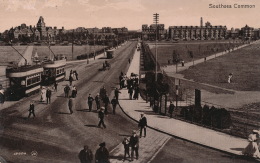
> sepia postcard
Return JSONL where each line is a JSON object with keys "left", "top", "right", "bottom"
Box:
{"left": 0, "top": 0, "right": 260, "bottom": 163}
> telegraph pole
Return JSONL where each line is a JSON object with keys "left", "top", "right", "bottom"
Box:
{"left": 153, "top": 13, "right": 159, "bottom": 81}
{"left": 94, "top": 28, "right": 96, "bottom": 60}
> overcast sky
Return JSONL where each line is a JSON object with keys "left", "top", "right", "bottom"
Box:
{"left": 0, "top": 0, "right": 259, "bottom": 32}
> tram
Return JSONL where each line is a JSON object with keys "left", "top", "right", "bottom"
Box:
{"left": 2, "top": 45, "right": 67, "bottom": 100}
{"left": 42, "top": 55, "right": 66, "bottom": 85}
{"left": 106, "top": 49, "right": 114, "bottom": 59}
{"left": 6, "top": 65, "right": 43, "bottom": 100}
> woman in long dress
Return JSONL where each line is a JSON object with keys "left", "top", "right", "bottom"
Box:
{"left": 40, "top": 87, "right": 47, "bottom": 102}
{"left": 242, "top": 133, "right": 260, "bottom": 158}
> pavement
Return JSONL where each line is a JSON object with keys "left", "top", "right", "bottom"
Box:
{"left": 109, "top": 42, "right": 259, "bottom": 162}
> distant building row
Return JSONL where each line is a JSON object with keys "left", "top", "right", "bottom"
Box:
{"left": 142, "top": 17, "right": 260, "bottom": 41}
{"left": 1, "top": 16, "right": 129, "bottom": 42}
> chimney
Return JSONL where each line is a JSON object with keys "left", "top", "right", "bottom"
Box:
{"left": 200, "top": 17, "right": 203, "bottom": 27}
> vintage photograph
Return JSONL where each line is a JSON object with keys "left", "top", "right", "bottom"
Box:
{"left": 0, "top": 0, "right": 260, "bottom": 162}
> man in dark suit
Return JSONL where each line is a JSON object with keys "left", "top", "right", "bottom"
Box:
{"left": 98, "top": 107, "right": 106, "bottom": 128}
{"left": 111, "top": 96, "right": 118, "bottom": 115}
{"left": 78, "top": 145, "right": 93, "bottom": 163}
{"left": 168, "top": 101, "right": 175, "bottom": 118}
{"left": 28, "top": 101, "right": 35, "bottom": 119}
{"left": 95, "top": 142, "right": 109, "bottom": 163}
{"left": 130, "top": 130, "right": 139, "bottom": 161}
{"left": 138, "top": 113, "right": 147, "bottom": 138}
{"left": 88, "top": 94, "right": 94, "bottom": 112}
{"left": 95, "top": 93, "right": 101, "bottom": 110}
{"left": 46, "top": 87, "right": 52, "bottom": 104}
{"left": 114, "top": 88, "right": 121, "bottom": 101}
{"left": 103, "top": 94, "right": 110, "bottom": 114}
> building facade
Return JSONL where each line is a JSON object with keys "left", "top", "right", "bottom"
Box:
{"left": 241, "top": 25, "right": 254, "bottom": 40}
{"left": 168, "top": 18, "right": 227, "bottom": 40}
{"left": 141, "top": 24, "right": 166, "bottom": 40}
{"left": 2, "top": 16, "right": 62, "bottom": 42}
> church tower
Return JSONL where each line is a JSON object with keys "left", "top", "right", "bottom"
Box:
{"left": 37, "top": 16, "right": 47, "bottom": 39}
{"left": 200, "top": 17, "right": 203, "bottom": 27}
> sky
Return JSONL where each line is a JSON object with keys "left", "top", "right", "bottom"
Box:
{"left": 0, "top": 0, "right": 260, "bottom": 32}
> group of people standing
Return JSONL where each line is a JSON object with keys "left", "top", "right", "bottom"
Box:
{"left": 119, "top": 73, "right": 140, "bottom": 100}
{"left": 40, "top": 86, "right": 52, "bottom": 104}
{"left": 78, "top": 142, "right": 110, "bottom": 163}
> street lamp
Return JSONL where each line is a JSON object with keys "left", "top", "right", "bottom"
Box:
{"left": 153, "top": 13, "right": 159, "bottom": 82}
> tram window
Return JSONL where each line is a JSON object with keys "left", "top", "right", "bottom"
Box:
{"left": 27, "top": 79, "right": 32, "bottom": 86}
{"left": 26, "top": 74, "right": 41, "bottom": 86}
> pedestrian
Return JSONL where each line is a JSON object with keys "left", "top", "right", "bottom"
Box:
{"left": 40, "top": 86, "right": 46, "bottom": 102}
{"left": 71, "top": 85, "right": 77, "bottom": 98}
{"left": 28, "top": 101, "right": 35, "bottom": 119}
{"left": 181, "top": 60, "right": 185, "bottom": 67}
{"left": 134, "top": 77, "right": 139, "bottom": 86}
{"left": 122, "top": 137, "right": 130, "bottom": 160}
{"left": 114, "top": 88, "right": 121, "bottom": 101}
{"left": 99, "top": 86, "right": 107, "bottom": 101}
{"left": 111, "top": 96, "right": 118, "bottom": 115}
{"left": 168, "top": 101, "right": 175, "bottom": 118}
{"left": 74, "top": 70, "right": 79, "bottom": 80}
{"left": 128, "top": 58, "right": 131, "bottom": 64}
{"left": 133, "top": 86, "right": 139, "bottom": 100}
{"left": 64, "top": 85, "right": 70, "bottom": 98}
{"left": 78, "top": 145, "right": 93, "bottom": 163}
{"left": 242, "top": 133, "right": 260, "bottom": 158}
{"left": 88, "top": 94, "right": 94, "bottom": 112}
{"left": 95, "top": 142, "right": 109, "bottom": 163}
{"left": 138, "top": 113, "right": 147, "bottom": 138}
{"left": 69, "top": 75, "right": 73, "bottom": 86}
{"left": 95, "top": 93, "right": 101, "bottom": 110}
{"left": 68, "top": 98, "right": 74, "bottom": 114}
{"left": 54, "top": 81, "right": 58, "bottom": 92}
{"left": 128, "top": 87, "right": 133, "bottom": 100}
{"left": 228, "top": 73, "right": 233, "bottom": 83}
{"left": 119, "top": 75, "right": 123, "bottom": 89}
{"left": 103, "top": 94, "right": 110, "bottom": 114}
{"left": 46, "top": 87, "right": 52, "bottom": 104}
{"left": 97, "top": 107, "right": 106, "bottom": 128}
{"left": 129, "top": 130, "right": 139, "bottom": 161}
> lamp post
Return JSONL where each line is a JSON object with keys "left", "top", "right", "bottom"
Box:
{"left": 153, "top": 13, "right": 159, "bottom": 82}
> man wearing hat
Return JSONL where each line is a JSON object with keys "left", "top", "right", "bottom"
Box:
{"left": 138, "top": 113, "right": 147, "bottom": 138}
{"left": 98, "top": 107, "right": 106, "bottom": 129}
{"left": 95, "top": 142, "right": 110, "bottom": 163}
{"left": 28, "top": 101, "right": 35, "bottom": 119}
{"left": 111, "top": 96, "right": 118, "bottom": 115}
{"left": 88, "top": 94, "right": 94, "bottom": 112}
{"left": 95, "top": 93, "right": 101, "bottom": 110}
{"left": 78, "top": 145, "right": 93, "bottom": 163}
{"left": 46, "top": 87, "right": 52, "bottom": 104}
{"left": 129, "top": 130, "right": 139, "bottom": 161}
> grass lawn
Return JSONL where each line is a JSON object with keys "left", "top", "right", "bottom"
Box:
{"left": 180, "top": 42, "right": 260, "bottom": 91}
{"left": 0, "top": 45, "right": 105, "bottom": 63}
{"left": 0, "top": 46, "right": 26, "bottom": 63}
{"left": 149, "top": 40, "right": 242, "bottom": 67}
